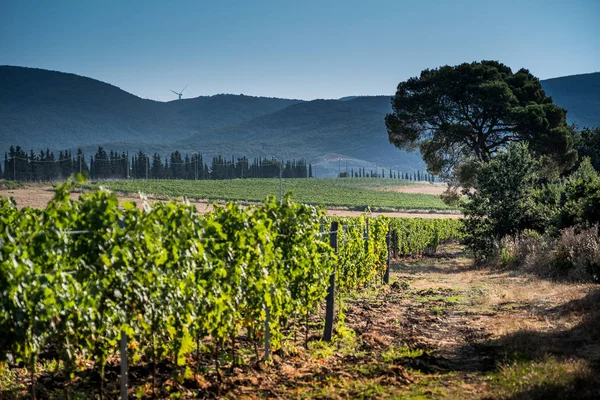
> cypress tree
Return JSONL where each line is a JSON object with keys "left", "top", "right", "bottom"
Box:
{"left": 151, "top": 153, "right": 163, "bottom": 179}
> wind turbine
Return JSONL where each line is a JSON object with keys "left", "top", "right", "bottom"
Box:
{"left": 170, "top": 85, "right": 187, "bottom": 100}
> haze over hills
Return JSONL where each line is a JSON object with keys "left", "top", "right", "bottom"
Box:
{"left": 1, "top": 66, "right": 599, "bottom": 176}
{"left": 540, "top": 72, "right": 600, "bottom": 130}
{"left": 178, "top": 97, "right": 417, "bottom": 170}
{"left": 165, "top": 94, "right": 302, "bottom": 133}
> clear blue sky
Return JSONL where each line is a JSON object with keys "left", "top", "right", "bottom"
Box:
{"left": 1, "top": 0, "right": 599, "bottom": 101}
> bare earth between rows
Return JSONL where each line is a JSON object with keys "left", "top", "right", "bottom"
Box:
{"left": 0, "top": 186, "right": 461, "bottom": 219}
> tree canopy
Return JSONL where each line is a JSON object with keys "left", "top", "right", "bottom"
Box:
{"left": 386, "top": 60, "right": 577, "bottom": 182}
{"left": 573, "top": 126, "right": 600, "bottom": 172}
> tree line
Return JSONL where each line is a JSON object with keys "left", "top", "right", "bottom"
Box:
{"left": 1, "top": 145, "right": 312, "bottom": 181}
{"left": 1, "top": 145, "right": 434, "bottom": 182}
{"left": 339, "top": 168, "right": 436, "bottom": 182}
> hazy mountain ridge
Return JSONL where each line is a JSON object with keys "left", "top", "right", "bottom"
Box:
{"left": 164, "top": 94, "right": 303, "bottom": 133}
{"left": 1, "top": 66, "right": 598, "bottom": 176}
{"left": 180, "top": 96, "right": 422, "bottom": 170}
{"left": 541, "top": 72, "right": 600, "bottom": 130}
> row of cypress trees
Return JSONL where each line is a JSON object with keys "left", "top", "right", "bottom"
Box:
{"left": 341, "top": 167, "right": 437, "bottom": 181}
{"left": 1, "top": 145, "right": 312, "bottom": 181}
{"left": 2, "top": 145, "right": 436, "bottom": 182}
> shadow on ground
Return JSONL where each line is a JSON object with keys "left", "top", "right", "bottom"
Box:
{"left": 460, "top": 289, "right": 600, "bottom": 399}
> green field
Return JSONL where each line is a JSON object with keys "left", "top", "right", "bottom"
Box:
{"left": 80, "top": 178, "right": 455, "bottom": 211}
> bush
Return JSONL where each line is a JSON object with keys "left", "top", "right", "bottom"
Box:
{"left": 461, "top": 143, "right": 553, "bottom": 261}
{"left": 552, "top": 225, "right": 600, "bottom": 281}
{"left": 497, "top": 225, "right": 600, "bottom": 282}
{"left": 553, "top": 158, "right": 600, "bottom": 232}
{"left": 498, "top": 230, "right": 544, "bottom": 269}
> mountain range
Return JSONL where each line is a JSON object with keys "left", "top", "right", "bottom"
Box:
{"left": 1, "top": 66, "right": 599, "bottom": 177}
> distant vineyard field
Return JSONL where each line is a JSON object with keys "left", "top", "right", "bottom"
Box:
{"left": 80, "top": 178, "right": 455, "bottom": 211}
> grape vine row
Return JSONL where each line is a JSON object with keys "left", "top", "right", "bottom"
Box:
{"left": 0, "top": 181, "right": 461, "bottom": 397}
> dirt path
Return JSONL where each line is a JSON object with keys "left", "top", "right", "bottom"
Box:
{"left": 337, "top": 245, "right": 600, "bottom": 398}
{"left": 0, "top": 186, "right": 461, "bottom": 219}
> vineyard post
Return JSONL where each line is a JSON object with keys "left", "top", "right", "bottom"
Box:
{"left": 323, "top": 221, "right": 338, "bottom": 342}
{"left": 120, "top": 330, "right": 128, "bottom": 400}
{"left": 264, "top": 304, "right": 271, "bottom": 360}
{"left": 383, "top": 224, "right": 391, "bottom": 284}
{"left": 307, "top": 219, "right": 325, "bottom": 345}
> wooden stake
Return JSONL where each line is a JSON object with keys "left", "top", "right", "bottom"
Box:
{"left": 323, "top": 221, "right": 338, "bottom": 342}
{"left": 120, "top": 331, "right": 128, "bottom": 400}
{"left": 384, "top": 225, "right": 391, "bottom": 284}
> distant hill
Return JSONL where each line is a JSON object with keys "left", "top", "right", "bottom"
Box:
{"left": 165, "top": 94, "right": 302, "bottom": 133}
{"left": 180, "top": 96, "right": 422, "bottom": 171}
{"left": 0, "top": 66, "right": 192, "bottom": 149}
{"left": 1, "top": 66, "right": 598, "bottom": 177}
{"left": 540, "top": 72, "right": 600, "bottom": 129}
{"left": 0, "top": 66, "right": 419, "bottom": 175}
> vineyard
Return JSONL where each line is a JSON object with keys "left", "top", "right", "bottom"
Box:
{"left": 0, "top": 181, "right": 462, "bottom": 398}
{"left": 78, "top": 178, "right": 454, "bottom": 211}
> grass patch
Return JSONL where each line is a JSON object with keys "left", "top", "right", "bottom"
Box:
{"left": 444, "top": 295, "right": 464, "bottom": 304}
{"left": 488, "top": 357, "right": 600, "bottom": 399}
{"left": 343, "top": 285, "right": 384, "bottom": 302}
{"left": 431, "top": 306, "right": 444, "bottom": 316}
{"left": 307, "top": 340, "right": 337, "bottom": 360}
{"left": 352, "top": 362, "right": 387, "bottom": 377}
{"left": 301, "top": 376, "right": 400, "bottom": 399}
{"left": 413, "top": 287, "right": 465, "bottom": 307}
{"left": 0, "top": 180, "right": 25, "bottom": 190}
{"left": 308, "top": 326, "right": 359, "bottom": 360}
{"left": 397, "top": 371, "right": 449, "bottom": 399}
{"left": 382, "top": 346, "right": 427, "bottom": 363}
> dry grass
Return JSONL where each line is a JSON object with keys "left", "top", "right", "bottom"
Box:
{"left": 389, "top": 244, "right": 600, "bottom": 398}
{"left": 375, "top": 183, "right": 450, "bottom": 195}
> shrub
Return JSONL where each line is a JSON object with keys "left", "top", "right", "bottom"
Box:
{"left": 497, "top": 225, "right": 600, "bottom": 282}
{"left": 498, "top": 230, "right": 544, "bottom": 269}
{"left": 552, "top": 225, "right": 600, "bottom": 282}
{"left": 461, "top": 143, "right": 553, "bottom": 261}
{"left": 553, "top": 158, "right": 600, "bottom": 232}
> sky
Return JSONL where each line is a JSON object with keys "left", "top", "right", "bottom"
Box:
{"left": 1, "top": 0, "right": 599, "bottom": 101}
